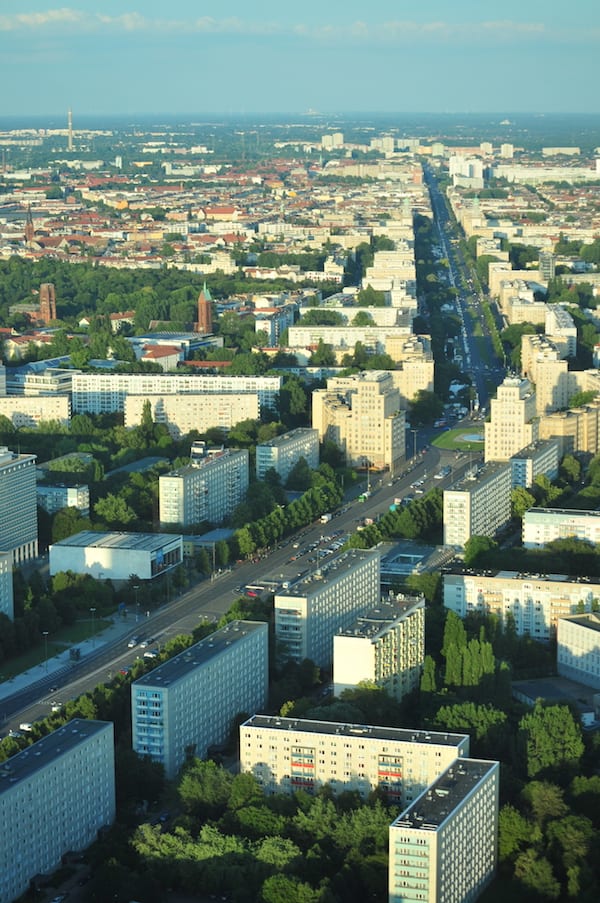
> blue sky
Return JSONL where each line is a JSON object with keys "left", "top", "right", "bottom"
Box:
{"left": 1, "top": 1, "right": 599, "bottom": 118}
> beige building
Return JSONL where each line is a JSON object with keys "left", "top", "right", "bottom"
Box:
{"left": 239, "top": 715, "right": 469, "bottom": 805}
{"left": 0, "top": 395, "right": 71, "bottom": 429}
{"left": 333, "top": 594, "right": 425, "bottom": 700}
{"left": 444, "top": 569, "right": 600, "bottom": 640}
{"left": 484, "top": 377, "right": 538, "bottom": 463}
{"left": 521, "top": 335, "right": 570, "bottom": 416}
{"left": 125, "top": 393, "right": 258, "bottom": 439}
{"left": 443, "top": 463, "right": 512, "bottom": 549}
{"left": 312, "top": 371, "right": 405, "bottom": 472}
{"left": 389, "top": 759, "right": 499, "bottom": 903}
{"left": 557, "top": 613, "right": 600, "bottom": 689}
{"left": 538, "top": 400, "right": 600, "bottom": 457}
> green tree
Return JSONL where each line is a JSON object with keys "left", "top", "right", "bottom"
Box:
{"left": 519, "top": 705, "right": 584, "bottom": 780}
{"left": 94, "top": 493, "right": 136, "bottom": 528}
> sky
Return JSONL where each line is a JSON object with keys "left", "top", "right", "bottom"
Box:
{"left": 1, "top": 1, "right": 599, "bottom": 119}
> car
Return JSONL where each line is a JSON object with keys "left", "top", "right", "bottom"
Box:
{"left": 119, "top": 667, "right": 130, "bottom": 675}
{"left": 19, "top": 723, "right": 33, "bottom": 732}
{"left": 49, "top": 685, "right": 58, "bottom": 693}
{"left": 51, "top": 702, "right": 63, "bottom": 713}
{"left": 127, "top": 635, "right": 142, "bottom": 648}
{"left": 144, "top": 648, "right": 160, "bottom": 659}
{"left": 140, "top": 637, "right": 155, "bottom": 648}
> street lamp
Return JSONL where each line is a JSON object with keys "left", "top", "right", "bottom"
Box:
{"left": 42, "top": 631, "right": 48, "bottom": 673}
{"left": 411, "top": 429, "right": 418, "bottom": 461}
{"left": 90, "top": 607, "right": 96, "bottom": 649}
{"left": 134, "top": 585, "right": 140, "bottom": 623}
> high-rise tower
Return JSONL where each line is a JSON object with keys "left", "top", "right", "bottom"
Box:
{"left": 39, "top": 283, "right": 57, "bottom": 324}
{"left": 68, "top": 108, "right": 73, "bottom": 152}
{"left": 195, "top": 282, "right": 213, "bottom": 334}
{"left": 24, "top": 205, "right": 35, "bottom": 245}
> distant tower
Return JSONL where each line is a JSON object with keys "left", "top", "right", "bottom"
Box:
{"left": 195, "top": 282, "right": 213, "bottom": 334}
{"left": 68, "top": 108, "right": 73, "bottom": 152}
{"left": 39, "top": 283, "right": 57, "bottom": 324}
{"left": 24, "top": 205, "right": 35, "bottom": 245}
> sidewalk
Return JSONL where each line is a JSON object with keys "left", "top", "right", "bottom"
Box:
{"left": 0, "top": 614, "right": 137, "bottom": 702}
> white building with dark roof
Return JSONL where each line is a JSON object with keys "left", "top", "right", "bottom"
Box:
{"left": 49, "top": 530, "right": 183, "bottom": 581}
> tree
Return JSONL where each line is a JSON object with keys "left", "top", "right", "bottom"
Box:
{"left": 514, "top": 848, "right": 561, "bottom": 900}
{"left": 94, "top": 493, "right": 136, "bottom": 528}
{"left": 286, "top": 456, "right": 313, "bottom": 492}
{"left": 463, "top": 535, "right": 497, "bottom": 566}
{"left": 408, "top": 390, "right": 444, "bottom": 426}
{"left": 352, "top": 310, "right": 375, "bottom": 327}
{"left": 52, "top": 507, "right": 92, "bottom": 542}
{"left": 519, "top": 704, "right": 584, "bottom": 779}
{"left": 511, "top": 487, "right": 536, "bottom": 521}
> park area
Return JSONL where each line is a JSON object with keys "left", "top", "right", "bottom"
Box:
{"left": 432, "top": 426, "right": 485, "bottom": 452}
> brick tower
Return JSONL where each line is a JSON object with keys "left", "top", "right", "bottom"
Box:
{"left": 24, "top": 205, "right": 35, "bottom": 245}
{"left": 195, "top": 282, "right": 213, "bottom": 334}
{"left": 39, "top": 283, "right": 57, "bottom": 324}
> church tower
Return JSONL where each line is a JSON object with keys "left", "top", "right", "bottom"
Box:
{"left": 39, "top": 283, "right": 57, "bottom": 324}
{"left": 24, "top": 205, "right": 35, "bottom": 245}
{"left": 195, "top": 282, "right": 213, "bottom": 334}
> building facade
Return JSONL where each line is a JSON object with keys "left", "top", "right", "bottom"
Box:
{"left": 256, "top": 428, "right": 319, "bottom": 483}
{"left": 0, "top": 551, "right": 14, "bottom": 620}
{"left": 49, "top": 530, "right": 183, "bottom": 581}
{"left": 484, "top": 377, "right": 538, "bottom": 463}
{"left": 333, "top": 594, "right": 425, "bottom": 700}
{"left": 0, "top": 395, "right": 71, "bottom": 429}
{"left": 557, "top": 613, "right": 600, "bottom": 689}
{"left": 36, "top": 483, "right": 90, "bottom": 517}
{"left": 159, "top": 449, "right": 249, "bottom": 527}
{"left": 523, "top": 507, "right": 600, "bottom": 548}
{"left": 124, "top": 392, "right": 259, "bottom": 439}
{"left": 443, "top": 463, "right": 512, "bottom": 549}
{"left": 312, "top": 371, "right": 405, "bottom": 473}
{"left": 240, "top": 715, "right": 469, "bottom": 805}
{"left": 274, "top": 548, "right": 382, "bottom": 667}
{"left": 510, "top": 439, "right": 560, "bottom": 489}
{"left": 132, "top": 621, "right": 268, "bottom": 779}
{"left": 0, "top": 446, "right": 38, "bottom": 564}
{"left": 443, "top": 569, "right": 600, "bottom": 639}
{"left": 389, "top": 759, "right": 499, "bottom": 903}
{"left": 0, "top": 720, "right": 115, "bottom": 903}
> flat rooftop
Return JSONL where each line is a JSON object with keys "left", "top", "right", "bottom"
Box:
{"left": 445, "top": 567, "right": 598, "bottom": 587}
{"left": 52, "top": 530, "right": 181, "bottom": 552}
{"left": 337, "top": 595, "right": 424, "bottom": 641}
{"left": 258, "top": 428, "right": 317, "bottom": 448}
{"left": 242, "top": 715, "right": 468, "bottom": 748}
{"left": 275, "top": 548, "right": 380, "bottom": 598}
{"left": 0, "top": 720, "right": 111, "bottom": 792}
{"left": 133, "top": 620, "right": 267, "bottom": 688}
{"left": 392, "top": 759, "right": 498, "bottom": 830}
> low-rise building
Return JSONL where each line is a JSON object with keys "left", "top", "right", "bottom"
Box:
{"left": 523, "top": 507, "right": 600, "bottom": 548}
{"left": 333, "top": 594, "right": 425, "bottom": 700}
{"left": 239, "top": 715, "right": 469, "bottom": 804}
{"left": 132, "top": 620, "right": 268, "bottom": 779}
{"left": 389, "top": 759, "right": 499, "bottom": 903}
{"left": 0, "top": 720, "right": 115, "bottom": 903}
{"left": 256, "top": 427, "right": 319, "bottom": 483}
{"left": 37, "top": 483, "right": 90, "bottom": 517}
{"left": 49, "top": 530, "right": 183, "bottom": 581}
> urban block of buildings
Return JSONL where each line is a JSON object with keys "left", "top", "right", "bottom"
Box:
{"left": 132, "top": 620, "right": 268, "bottom": 779}
{"left": 0, "top": 720, "right": 115, "bottom": 903}
{"left": 333, "top": 593, "right": 425, "bottom": 700}
{"left": 274, "top": 548, "right": 382, "bottom": 667}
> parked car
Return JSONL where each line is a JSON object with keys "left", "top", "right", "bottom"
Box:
{"left": 127, "top": 636, "right": 142, "bottom": 648}
{"left": 144, "top": 648, "right": 160, "bottom": 660}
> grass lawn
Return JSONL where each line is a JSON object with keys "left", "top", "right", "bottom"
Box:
{"left": 0, "top": 618, "right": 112, "bottom": 682}
{"left": 432, "top": 427, "right": 485, "bottom": 451}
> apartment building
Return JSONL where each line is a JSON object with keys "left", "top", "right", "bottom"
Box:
{"left": 0, "top": 720, "right": 115, "bottom": 903}
{"left": 287, "top": 325, "right": 413, "bottom": 358}
{"left": 545, "top": 305, "right": 577, "bottom": 358}
{"left": 333, "top": 594, "right": 425, "bottom": 700}
{"left": 124, "top": 392, "right": 259, "bottom": 439}
{"left": 557, "top": 613, "right": 600, "bottom": 689}
{"left": 389, "top": 759, "right": 499, "bottom": 903}
{"left": 484, "top": 377, "right": 538, "bottom": 463}
{"left": 510, "top": 439, "right": 560, "bottom": 489}
{"left": 521, "top": 335, "right": 570, "bottom": 416}
{"left": 274, "top": 548, "right": 381, "bottom": 667}
{"left": 538, "top": 400, "right": 600, "bottom": 457}
{"left": 444, "top": 569, "right": 600, "bottom": 639}
{"left": 132, "top": 620, "right": 268, "bottom": 779}
{"left": 37, "top": 483, "right": 90, "bottom": 517}
{"left": 523, "top": 507, "right": 600, "bottom": 548}
{"left": 312, "top": 371, "right": 405, "bottom": 473}
{"left": 71, "top": 372, "right": 281, "bottom": 414}
{"left": 443, "top": 463, "right": 512, "bottom": 549}
{"left": 0, "top": 551, "right": 14, "bottom": 620}
{"left": 159, "top": 449, "right": 249, "bottom": 527}
{"left": 0, "top": 446, "right": 38, "bottom": 564}
{"left": 239, "top": 715, "right": 469, "bottom": 804}
{"left": 256, "top": 427, "right": 319, "bottom": 483}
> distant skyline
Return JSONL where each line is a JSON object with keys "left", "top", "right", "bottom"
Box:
{"left": 1, "top": 1, "right": 599, "bottom": 119}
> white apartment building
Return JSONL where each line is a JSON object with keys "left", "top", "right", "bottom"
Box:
{"left": 50, "top": 530, "right": 183, "bottom": 581}
{"left": 389, "top": 759, "right": 499, "bottom": 903}
{"left": 545, "top": 305, "right": 577, "bottom": 358}
{"left": 333, "top": 594, "right": 425, "bottom": 700}
{"left": 0, "top": 395, "right": 71, "bottom": 428}
{"left": 37, "top": 483, "right": 90, "bottom": 517}
{"left": 444, "top": 570, "right": 600, "bottom": 640}
{"left": 71, "top": 372, "right": 281, "bottom": 414}
{"left": 0, "top": 551, "right": 14, "bottom": 620}
{"left": 239, "top": 715, "right": 469, "bottom": 805}
{"left": 557, "top": 613, "right": 600, "bottom": 689}
{"left": 159, "top": 449, "right": 249, "bottom": 527}
{"left": 124, "top": 392, "right": 259, "bottom": 439}
{"left": 510, "top": 439, "right": 560, "bottom": 489}
{"left": 274, "top": 548, "right": 381, "bottom": 667}
{"left": 256, "top": 428, "right": 319, "bottom": 483}
{"left": 0, "top": 446, "right": 38, "bottom": 564}
{"left": 132, "top": 620, "right": 268, "bottom": 779}
{"left": 484, "top": 377, "right": 538, "bottom": 463}
{"left": 4, "top": 366, "right": 75, "bottom": 396}
{"left": 312, "top": 371, "right": 405, "bottom": 473}
{"left": 443, "top": 463, "right": 512, "bottom": 549}
{"left": 0, "top": 720, "right": 115, "bottom": 903}
{"left": 523, "top": 507, "right": 600, "bottom": 548}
